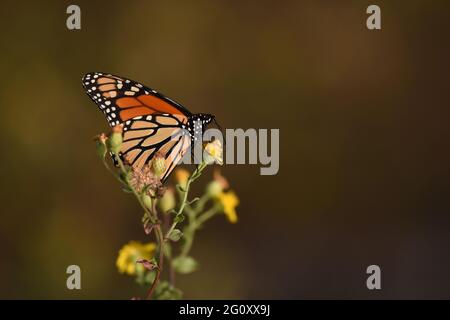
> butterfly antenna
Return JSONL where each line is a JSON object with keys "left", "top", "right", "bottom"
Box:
{"left": 213, "top": 118, "right": 222, "bottom": 131}
{"left": 212, "top": 118, "right": 226, "bottom": 148}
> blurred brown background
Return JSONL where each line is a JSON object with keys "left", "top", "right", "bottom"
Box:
{"left": 0, "top": 0, "right": 450, "bottom": 299}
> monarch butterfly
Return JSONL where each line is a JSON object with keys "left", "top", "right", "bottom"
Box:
{"left": 82, "top": 72, "right": 215, "bottom": 182}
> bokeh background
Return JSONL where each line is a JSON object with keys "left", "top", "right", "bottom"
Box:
{"left": 0, "top": 0, "right": 450, "bottom": 299}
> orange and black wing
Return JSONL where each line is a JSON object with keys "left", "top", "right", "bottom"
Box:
{"left": 120, "top": 114, "right": 191, "bottom": 182}
{"left": 82, "top": 72, "right": 191, "bottom": 127}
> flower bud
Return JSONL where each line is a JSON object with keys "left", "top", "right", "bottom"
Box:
{"left": 206, "top": 180, "right": 223, "bottom": 198}
{"left": 95, "top": 133, "right": 108, "bottom": 159}
{"left": 141, "top": 194, "right": 153, "bottom": 210}
{"left": 108, "top": 124, "right": 123, "bottom": 155}
{"left": 175, "top": 168, "right": 190, "bottom": 189}
{"left": 151, "top": 152, "right": 166, "bottom": 178}
{"left": 158, "top": 187, "right": 175, "bottom": 213}
{"left": 213, "top": 169, "right": 229, "bottom": 189}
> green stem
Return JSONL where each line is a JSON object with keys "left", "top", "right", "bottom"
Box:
{"left": 180, "top": 204, "right": 220, "bottom": 257}
{"left": 111, "top": 153, "right": 163, "bottom": 299}
{"left": 114, "top": 155, "right": 157, "bottom": 224}
{"left": 102, "top": 159, "right": 127, "bottom": 188}
{"left": 180, "top": 227, "right": 195, "bottom": 258}
{"left": 193, "top": 194, "right": 210, "bottom": 215}
{"left": 146, "top": 224, "right": 164, "bottom": 299}
{"left": 164, "top": 162, "right": 207, "bottom": 240}
{"left": 196, "top": 204, "right": 221, "bottom": 226}
{"left": 184, "top": 204, "right": 196, "bottom": 218}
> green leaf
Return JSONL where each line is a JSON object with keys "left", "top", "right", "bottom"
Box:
{"left": 171, "top": 288, "right": 183, "bottom": 300}
{"left": 172, "top": 256, "right": 198, "bottom": 274}
{"left": 122, "top": 186, "right": 133, "bottom": 193}
{"left": 174, "top": 214, "right": 185, "bottom": 224}
{"left": 154, "top": 281, "right": 183, "bottom": 300}
{"left": 187, "top": 197, "right": 200, "bottom": 205}
{"left": 168, "top": 229, "right": 183, "bottom": 242}
{"left": 154, "top": 281, "right": 170, "bottom": 298}
{"left": 177, "top": 185, "right": 186, "bottom": 192}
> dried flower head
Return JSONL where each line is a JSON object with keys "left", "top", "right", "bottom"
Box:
{"left": 96, "top": 132, "right": 108, "bottom": 144}
{"left": 129, "top": 164, "right": 162, "bottom": 195}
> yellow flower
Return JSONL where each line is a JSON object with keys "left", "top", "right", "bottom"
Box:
{"left": 116, "top": 241, "right": 156, "bottom": 276}
{"left": 175, "top": 168, "right": 190, "bottom": 188}
{"left": 216, "top": 191, "right": 239, "bottom": 223}
{"left": 204, "top": 140, "right": 223, "bottom": 165}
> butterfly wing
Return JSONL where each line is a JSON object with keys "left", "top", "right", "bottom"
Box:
{"left": 83, "top": 72, "right": 195, "bottom": 182}
{"left": 82, "top": 72, "right": 192, "bottom": 127}
{"left": 120, "top": 114, "right": 191, "bottom": 182}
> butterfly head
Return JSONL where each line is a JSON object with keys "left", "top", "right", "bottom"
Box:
{"left": 195, "top": 113, "right": 214, "bottom": 126}
{"left": 190, "top": 113, "right": 214, "bottom": 128}
{"left": 187, "top": 113, "right": 215, "bottom": 140}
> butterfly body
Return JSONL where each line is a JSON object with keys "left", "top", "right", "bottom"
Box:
{"left": 82, "top": 72, "right": 214, "bottom": 181}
